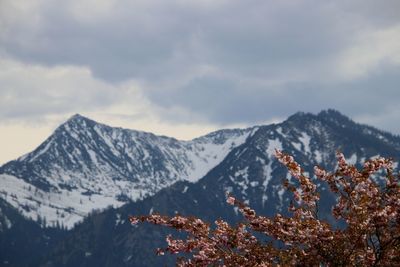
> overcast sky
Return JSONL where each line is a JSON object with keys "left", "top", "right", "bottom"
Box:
{"left": 1, "top": 0, "right": 400, "bottom": 164}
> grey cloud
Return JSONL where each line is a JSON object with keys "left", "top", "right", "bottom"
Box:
{"left": 0, "top": 86, "right": 120, "bottom": 122}
{"left": 0, "top": 1, "right": 372, "bottom": 81}
{"left": 149, "top": 67, "right": 400, "bottom": 127}
{"left": 337, "top": 0, "right": 400, "bottom": 28}
{"left": 0, "top": 60, "right": 125, "bottom": 123}
{"left": 1, "top": 0, "right": 400, "bottom": 132}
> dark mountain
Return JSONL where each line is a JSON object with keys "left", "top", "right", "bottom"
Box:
{"left": 0, "top": 198, "right": 67, "bottom": 267}
{"left": 38, "top": 110, "right": 400, "bottom": 267}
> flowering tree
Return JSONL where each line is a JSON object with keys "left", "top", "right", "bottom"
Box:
{"left": 129, "top": 150, "right": 400, "bottom": 266}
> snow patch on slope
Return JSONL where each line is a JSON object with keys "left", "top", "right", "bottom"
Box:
{"left": 347, "top": 153, "right": 357, "bottom": 165}
{"left": 0, "top": 207, "right": 12, "bottom": 231}
{"left": 0, "top": 174, "right": 123, "bottom": 229}
{"left": 185, "top": 131, "right": 251, "bottom": 182}
{"left": 266, "top": 138, "right": 282, "bottom": 157}
{"left": 314, "top": 150, "right": 323, "bottom": 163}
{"left": 29, "top": 140, "right": 54, "bottom": 162}
{"left": 261, "top": 160, "right": 273, "bottom": 206}
{"left": 299, "top": 132, "right": 311, "bottom": 154}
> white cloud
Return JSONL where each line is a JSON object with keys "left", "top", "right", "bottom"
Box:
{"left": 0, "top": 57, "right": 144, "bottom": 121}
{"left": 0, "top": 57, "right": 231, "bottom": 164}
{"left": 336, "top": 24, "right": 400, "bottom": 80}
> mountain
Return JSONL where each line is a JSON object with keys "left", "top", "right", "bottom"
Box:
{"left": 0, "top": 114, "right": 256, "bottom": 228}
{"left": 38, "top": 110, "right": 400, "bottom": 267}
{"left": 0, "top": 198, "right": 67, "bottom": 267}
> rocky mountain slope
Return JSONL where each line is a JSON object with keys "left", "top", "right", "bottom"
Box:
{"left": 0, "top": 114, "right": 255, "bottom": 228}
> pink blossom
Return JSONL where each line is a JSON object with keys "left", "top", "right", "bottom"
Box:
{"left": 128, "top": 216, "right": 139, "bottom": 225}
{"left": 129, "top": 151, "right": 400, "bottom": 266}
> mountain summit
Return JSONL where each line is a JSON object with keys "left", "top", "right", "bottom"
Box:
{"left": 0, "top": 116, "right": 255, "bottom": 228}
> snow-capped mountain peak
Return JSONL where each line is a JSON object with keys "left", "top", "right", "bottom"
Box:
{"left": 0, "top": 116, "right": 254, "bottom": 228}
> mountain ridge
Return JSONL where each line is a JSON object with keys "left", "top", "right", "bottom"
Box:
{"left": 0, "top": 114, "right": 256, "bottom": 228}
{"left": 1, "top": 109, "right": 400, "bottom": 229}
{"left": 39, "top": 109, "right": 400, "bottom": 266}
